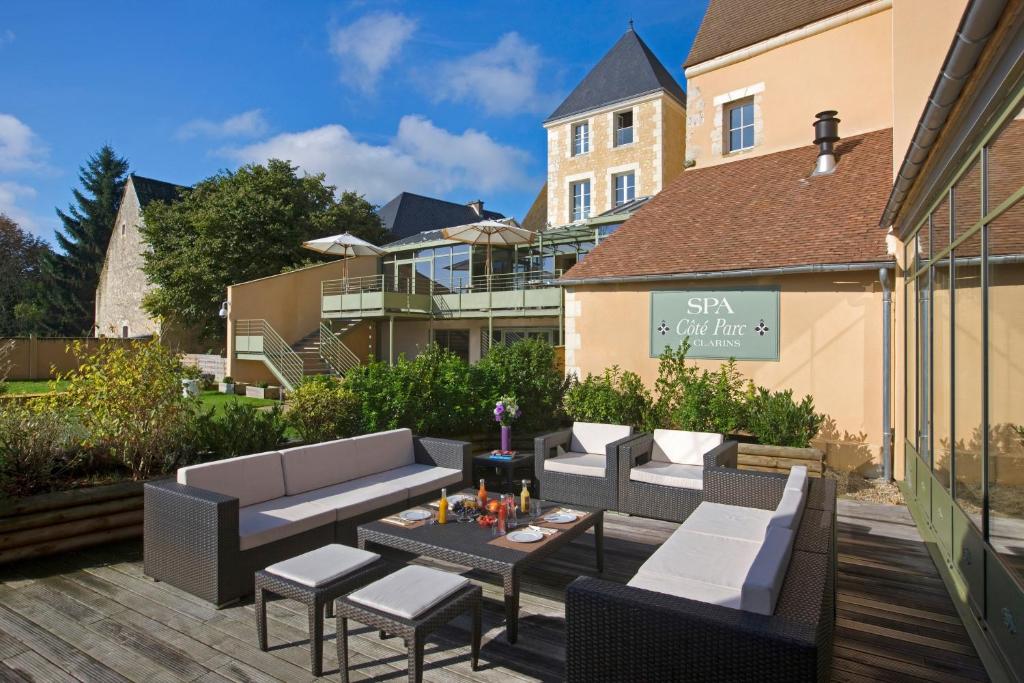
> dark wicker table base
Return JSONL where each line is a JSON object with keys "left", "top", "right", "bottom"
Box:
{"left": 335, "top": 583, "right": 482, "bottom": 683}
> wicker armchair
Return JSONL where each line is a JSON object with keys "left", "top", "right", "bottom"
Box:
{"left": 533, "top": 423, "right": 638, "bottom": 511}
{"left": 566, "top": 466, "right": 835, "bottom": 683}
{"left": 144, "top": 433, "right": 471, "bottom": 607}
{"left": 618, "top": 431, "right": 738, "bottom": 522}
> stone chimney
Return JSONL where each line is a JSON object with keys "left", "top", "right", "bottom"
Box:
{"left": 467, "top": 199, "right": 484, "bottom": 217}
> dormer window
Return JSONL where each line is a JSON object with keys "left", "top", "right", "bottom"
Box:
{"left": 572, "top": 121, "right": 590, "bottom": 156}
{"left": 615, "top": 110, "right": 634, "bottom": 146}
{"left": 727, "top": 99, "right": 755, "bottom": 152}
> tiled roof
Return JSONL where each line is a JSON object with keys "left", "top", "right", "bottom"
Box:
{"left": 684, "top": 0, "right": 874, "bottom": 68}
{"left": 562, "top": 128, "right": 894, "bottom": 281}
{"left": 131, "top": 174, "right": 188, "bottom": 207}
{"left": 377, "top": 192, "right": 504, "bottom": 240}
{"left": 546, "top": 28, "right": 686, "bottom": 123}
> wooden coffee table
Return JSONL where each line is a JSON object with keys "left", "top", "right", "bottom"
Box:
{"left": 357, "top": 496, "right": 603, "bottom": 644}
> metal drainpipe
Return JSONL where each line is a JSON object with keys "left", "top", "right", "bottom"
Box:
{"left": 880, "top": 267, "right": 893, "bottom": 481}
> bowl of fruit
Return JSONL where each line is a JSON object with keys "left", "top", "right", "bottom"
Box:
{"left": 477, "top": 514, "right": 496, "bottom": 528}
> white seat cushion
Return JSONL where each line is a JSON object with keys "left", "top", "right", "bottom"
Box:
{"left": 628, "top": 570, "right": 742, "bottom": 609}
{"left": 651, "top": 429, "right": 723, "bottom": 466}
{"left": 348, "top": 429, "right": 416, "bottom": 475}
{"left": 639, "top": 528, "right": 762, "bottom": 590}
{"left": 265, "top": 544, "right": 380, "bottom": 587}
{"left": 348, "top": 565, "right": 470, "bottom": 619}
{"left": 785, "top": 465, "right": 809, "bottom": 495}
{"left": 741, "top": 526, "right": 795, "bottom": 615}
{"left": 364, "top": 463, "right": 463, "bottom": 499}
{"left": 683, "top": 502, "right": 773, "bottom": 542}
{"left": 238, "top": 497, "right": 335, "bottom": 551}
{"left": 178, "top": 451, "right": 284, "bottom": 507}
{"left": 569, "top": 422, "right": 632, "bottom": 455}
{"left": 629, "top": 461, "right": 704, "bottom": 490}
{"left": 280, "top": 439, "right": 365, "bottom": 496}
{"left": 544, "top": 451, "right": 606, "bottom": 478}
{"left": 768, "top": 488, "right": 806, "bottom": 531}
{"left": 292, "top": 476, "right": 409, "bottom": 522}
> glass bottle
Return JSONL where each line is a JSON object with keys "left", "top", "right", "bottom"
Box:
{"left": 506, "top": 494, "right": 518, "bottom": 529}
{"left": 497, "top": 495, "right": 507, "bottom": 535}
{"left": 438, "top": 488, "right": 448, "bottom": 525}
{"left": 478, "top": 478, "right": 488, "bottom": 510}
{"left": 520, "top": 479, "right": 531, "bottom": 515}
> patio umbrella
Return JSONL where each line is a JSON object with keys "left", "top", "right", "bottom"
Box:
{"left": 441, "top": 219, "right": 536, "bottom": 349}
{"left": 302, "top": 232, "right": 386, "bottom": 280}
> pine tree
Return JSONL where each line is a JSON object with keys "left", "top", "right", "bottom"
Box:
{"left": 44, "top": 145, "right": 129, "bottom": 335}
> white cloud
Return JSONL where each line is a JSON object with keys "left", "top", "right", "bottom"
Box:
{"left": 221, "top": 115, "right": 533, "bottom": 204}
{"left": 176, "top": 109, "right": 269, "bottom": 140}
{"left": 0, "top": 30, "right": 14, "bottom": 47}
{"left": 329, "top": 12, "right": 417, "bottom": 93}
{"left": 0, "top": 113, "right": 47, "bottom": 173}
{"left": 0, "top": 181, "right": 41, "bottom": 235}
{"left": 430, "top": 33, "right": 556, "bottom": 116}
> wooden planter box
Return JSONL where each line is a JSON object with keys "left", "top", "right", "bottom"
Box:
{"left": 218, "top": 382, "right": 235, "bottom": 394}
{"left": 737, "top": 442, "right": 824, "bottom": 477}
{"left": 245, "top": 386, "right": 279, "bottom": 400}
{"left": 233, "top": 382, "right": 249, "bottom": 396}
{"left": 0, "top": 480, "right": 144, "bottom": 565}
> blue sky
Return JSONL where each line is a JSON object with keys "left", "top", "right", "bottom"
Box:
{"left": 0, "top": 1, "right": 704, "bottom": 245}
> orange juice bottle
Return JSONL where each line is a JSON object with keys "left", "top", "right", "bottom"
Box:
{"left": 438, "top": 488, "right": 448, "bottom": 525}
{"left": 520, "top": 480, "right": 531, "bottom": 514}
{"left": 478, "top": 478, "right": 488, "bottom": 510}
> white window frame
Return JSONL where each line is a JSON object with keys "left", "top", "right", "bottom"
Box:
{"left": 726, "top": 99, "right": 755, "bottom": 152}
{"left": 613, "top": 171, "right": 636, "bottom": 206}
{"left": 571, "top": 121, "right": 590, "bottom": 156}
{"left": 570, "top": 180, "right": 591, "bottom": 221}
{"left": 614, "top": 108, "right": 635, "bottom": 147}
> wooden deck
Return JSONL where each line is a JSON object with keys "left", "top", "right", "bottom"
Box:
{"left": 0, "top": 500, "right": 989, "bottom": 682}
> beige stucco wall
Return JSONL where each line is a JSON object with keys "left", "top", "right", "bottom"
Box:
{"left": 684, "top": 6, "right": 893, "bottom": 169}
{"left": 544, "top": 93, "right": 685, "bottom": 226}
{"left": 95, "top": 178, "right": 160, "bottom": 339}
{"left": 565, "top": 272, "right": 886, "bottom": 474}
{"left": 226, "top": 256, "right": 377, "bottom": 382}
{"left": 891, "top": 0, "right": 970, "bottom": 178}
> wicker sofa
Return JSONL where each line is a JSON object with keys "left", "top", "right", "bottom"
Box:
{"left": 618, "top": 429, "right": 739, "bottom": 522}
{"left": 534, "top": 422, "right": 635, "bottom": 511}
{"left": 144, "top": 429, "right": 470, "bottom": 607}
{"left": 566, "top": 465, "right": 835, "bottom": 682}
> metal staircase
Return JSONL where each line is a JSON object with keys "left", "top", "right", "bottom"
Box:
{"left": 318, "top": 321, "right": 363, "bottom": 375}
{"left": 290, "top": 330, "right": 333, "bottom": 376}
{"left": 234, "top": 318, "right": 366, "bottom": 391}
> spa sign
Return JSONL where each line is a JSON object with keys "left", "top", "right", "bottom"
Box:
{"left": 649, "top": 289, "right": 780, "bottom": 360}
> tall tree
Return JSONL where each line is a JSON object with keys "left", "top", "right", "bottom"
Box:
{"left": 0, "top": 214, "right": 52, "bottom": 336}
{"left": 140, "top": 159, "right": 385, "bottom": 340}
{"left": 45, "top": 145, "right": 129, "bottom": 334}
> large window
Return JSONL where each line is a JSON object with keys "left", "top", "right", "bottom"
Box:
{"left": 571, "top": 180, "right": 591, "bottom": 221}
{"left": 433, "top": 329, "right": 469, "bottom": 362}
{"left": 614, "top": 110, "right": 633, "bottom": 146}
{"left": 614, "top": 172, "right": 635, "bottom": 206}
{"left": 572, "top": 121, "right": 590, "bottom": 156}
{"left": 904, "top": 99, "right": 1024, "bottom": 581}
{"left": 727, "top": 99, "right": 755, "bottom": 152}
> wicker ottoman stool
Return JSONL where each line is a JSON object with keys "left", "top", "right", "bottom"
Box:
{"left": 255, "top": 544, "right": 385, "bottom": 676}
{"left": 335, "top": 565, "right": 482, "bottom": 683}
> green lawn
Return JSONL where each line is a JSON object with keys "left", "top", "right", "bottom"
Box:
{"left": 1, "top": 380, "right": 70, "bottom": 395}
{"left": 197, "top": 389, "right": 279, "bottom": 416}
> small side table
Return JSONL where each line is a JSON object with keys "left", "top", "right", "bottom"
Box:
{"left": 472, "top": 451, "right": 536, "bottom": 496}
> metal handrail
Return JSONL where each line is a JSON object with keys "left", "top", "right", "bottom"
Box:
{"left": 322, "top": 269, "right": 561, "bottom": 296}
{"left": 319, "top": 322, "right": 361, "bottom": 375}
{"left": 322, "top": 275, "right": 414, "bottom": 296}
{"left": 234, "top": 319, "right": 305, "bottom": 390}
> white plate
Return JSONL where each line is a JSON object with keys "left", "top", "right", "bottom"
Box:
{"left": 447, "top": 494, "right": 473, "bottom": 505}
{"left": 399, "top": 509, "right": 432, "bottom": 522}
{"left": 543, "top": 513, "right": 577, "bottom": 524}
{"left": 507, "top": 530, "right": 543, "bottom": 543}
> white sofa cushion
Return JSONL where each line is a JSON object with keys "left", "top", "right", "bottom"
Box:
{"left": 348, "top": 565, "right": 470, "bottom": 619}
{"left": 651, "top": 429, "right": 723, "bottom": 466}
{"left": 741, "top": 526, "right": 795, "bottom": 615}
{"left": 627, "top": 570, "right": 742, "bottom": 609}
{"left": 639, "top": 528, "right": 762, "bottom": 590}
{"left": 785, "top": 465, "right": 809, "bottom": 494}
{"left": 178, "top": 451, "right": 284, "bottom": 508}
{"left": 629, "top": 461, "right": 704, "bottom": 490}
{"left": 682, "top": 501, "right": 773, "bottom": 542}
{"left": 280, "top": 439, "right": 362, "bottom": 495}
{"left": 569, "top": 422, "right": 632, "bottom": 455}
{"left": 349, "top": 429, "right": 416, "bottom": 476}
{"left": 544, "top": 451, "right": 606, "bottom": 478}
{"left": 265, "top": 544, "right": 380, "bottom": 587}
{"left": 768, "top": 488, "right": 806, "bottom": 531}
{"left": 360, "top": 463, "right": 463, "bottom": 500}
{"left": 292, "top": 475, "right": 408, "bottom": 521}
{"left": 238, "top": 496, "right": 335, "bottom": 551}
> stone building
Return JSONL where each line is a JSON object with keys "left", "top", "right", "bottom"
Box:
{"left": 94, "top": 174, "right": 188, "bottom": 341}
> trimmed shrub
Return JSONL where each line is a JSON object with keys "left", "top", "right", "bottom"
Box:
{"left": 285, "top": 375, "right": 360, "bottom": 443}
{"left": 477, "top": 339, "right": 568, "bottom": 433}
{"left": 563, "top": 366, "right": 654, "bottom": 431}
{"left": 201, "top": 402, "right": 287, "bottom": 458}
{"left": 653, "top": 342, "right": 750, "bottom": 435}
{"left": 745, "top": 387, "right": 823, "bottom": 448}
